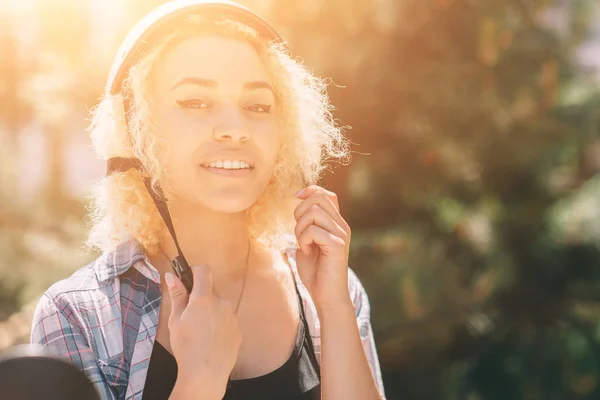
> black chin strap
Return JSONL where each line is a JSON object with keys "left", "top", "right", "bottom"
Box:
{"left": 106, "top": 156, "right": 194, "bottom": 293}
{"left": 106, "top": 93, "right": 193, "bottom": 293}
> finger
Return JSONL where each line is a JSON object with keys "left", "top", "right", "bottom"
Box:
{"left": 294, "top": 193, "right": 350, "bottom": 237}
{"left": 297, "top": 225, "right": 346, "bottom": 257}
{"left": 295, "top": 193, "right": 342, "bottom": 225}
{"left": 189, "top": 264, "right": 214, "bottom": 301}
{"left": 296, "top": 185, "right": 340, "bottom": 211}
{"left": 165, "top": 272, "right": 189, "bottom": 322}
{"left": 295, "top": 204, "right": 347, "bottom": 254}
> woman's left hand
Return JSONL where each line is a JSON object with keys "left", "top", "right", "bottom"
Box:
{"left": 294, "top": 185, "right": 352, "bottom": 315}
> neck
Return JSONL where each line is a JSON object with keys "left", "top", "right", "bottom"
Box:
{"left": 158, "top": 199, "right": 256, "bottom": 285}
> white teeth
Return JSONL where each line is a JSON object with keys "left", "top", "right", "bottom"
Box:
{"left": 205, "top": 160, "right": 251, "bottom": 169}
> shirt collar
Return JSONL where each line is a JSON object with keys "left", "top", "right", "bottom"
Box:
{"left": 94, "top": 239, "right": 157, "bottom": 284}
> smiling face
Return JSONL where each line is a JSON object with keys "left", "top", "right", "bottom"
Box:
{"left": 150, "top": 35, "right": 281, "bottom": 213}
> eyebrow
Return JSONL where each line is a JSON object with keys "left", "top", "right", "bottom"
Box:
{"left": 171, "top": 78, "right": 274, "bottom": 93}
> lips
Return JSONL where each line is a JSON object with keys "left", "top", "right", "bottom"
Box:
{"left": 200, "top": 165, "right": 253, "bottom": 177}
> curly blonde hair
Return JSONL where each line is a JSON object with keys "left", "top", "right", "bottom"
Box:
{"left": 87, "top": 15, "right": 350, "bottom": 255}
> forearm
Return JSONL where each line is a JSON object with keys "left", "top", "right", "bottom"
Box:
{"left": 319, "top": 300, "right": 382, "bottom": 400}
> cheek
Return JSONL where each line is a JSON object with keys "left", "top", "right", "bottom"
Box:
{"left": 254, "top": 121, "right": 282, "bottom": 167}
{"left": 154, "top": 109, "right": 213, "bottom": 161}
{"left": 152, "top": 110, "right": 202, "bottom": 183}
{"left": 155, "top": 107, "right": 211, "bottom": 142}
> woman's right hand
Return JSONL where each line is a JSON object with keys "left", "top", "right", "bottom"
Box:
{"left": 165, "top": 264, "right": 242, "bottom": 400}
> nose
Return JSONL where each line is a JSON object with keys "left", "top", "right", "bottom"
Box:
{"left": 213, "top": 108, "right": 250, "bottom": 142}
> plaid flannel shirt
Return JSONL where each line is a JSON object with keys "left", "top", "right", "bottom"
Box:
{"left": 30, "top": 239, "right": 385, "bottom": 399}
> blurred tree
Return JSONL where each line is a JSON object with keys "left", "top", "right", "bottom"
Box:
{"left": 0, "top": 20, "right": 21, "bottom": 141}
{"left": 0, "top": 17, "right": 32, "bottom": 196}
{"left": 32, "top": 0, "right": 91, "bottom": 207}
{"left": 35, "top": 0, "right": 90, "bottom": 66}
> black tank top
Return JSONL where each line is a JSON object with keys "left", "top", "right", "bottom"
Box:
{"left": 141, "top": 285, "right": 321, "bottom": 400}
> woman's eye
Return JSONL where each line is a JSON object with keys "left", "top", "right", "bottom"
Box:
{"left": 245, "top": 104, "right": 272, "bottom": 113}
{"left": 176, "top": 99, "right": 210, "bottom": 109}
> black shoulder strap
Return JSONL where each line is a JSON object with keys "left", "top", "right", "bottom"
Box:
{"left": 290, "top": 262, "right": 322, "bottom": 377}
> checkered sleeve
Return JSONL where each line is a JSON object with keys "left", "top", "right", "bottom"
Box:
{"left": 30, "top": 293, "right": 118, "bottom": 400}
{"left": 349, "top": 269, "right": 386, "bottom": 399}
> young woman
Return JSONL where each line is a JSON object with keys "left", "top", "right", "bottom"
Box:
{"left": 30, "top": 1, "right": 385, "bottom": 399}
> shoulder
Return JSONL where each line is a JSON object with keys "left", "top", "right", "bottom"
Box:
{"left": 31, "top": 256, "right": 109, "bottom": 337}
{"left": 32, "top": 241, "right": 144, "bottom": 336}
{"left": 41, "top": 260, "right": 102, "bottom": 302}
{"left": 35, "top": 247, "right": 117, "bottom": 311}
{"left": 35, "top": 240, "right": 146, "bottom": 308}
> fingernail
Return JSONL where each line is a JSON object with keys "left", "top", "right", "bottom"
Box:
{"left": 164, "top": 272, "right": 174, "bottom": 289}
{"left": 295, "top": 189, "right": 305, "bottom": 197}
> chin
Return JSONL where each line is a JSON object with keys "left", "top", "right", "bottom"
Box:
{"left": 190, "top": 189, "right": 259, "bottom": 214}
{"left": 171, "top": 177, "right": 271, "bottom": 213}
